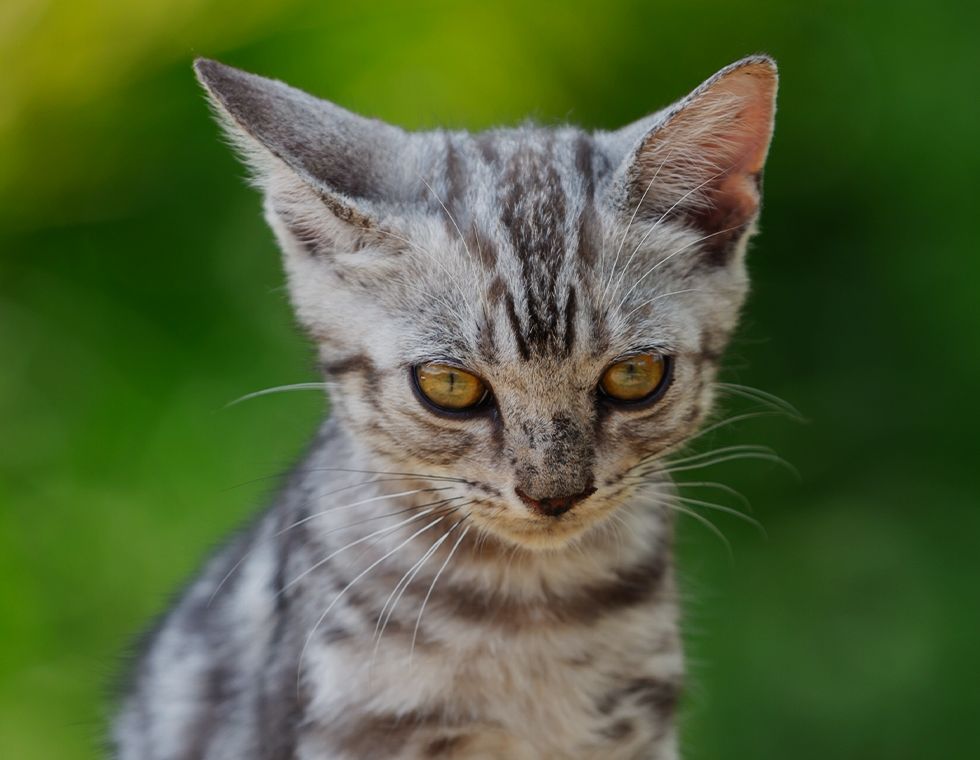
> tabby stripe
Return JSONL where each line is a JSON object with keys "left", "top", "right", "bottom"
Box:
{"left": 428, "top": 548, "right": 669, "bottom": 628}
{"left": 321, "top": 354, "right": 375, "bottom": 377}
{"left": 563, "top": 286, "right": 577, "bottom": 356}
{"left": 574, "top": 133, "right": 596, "bottom": 200}
{"left": 596, "top": 676, "right": 682, "bottom": 722}
{"left": 504, "top": 291, "right": 531, "bottom": 361}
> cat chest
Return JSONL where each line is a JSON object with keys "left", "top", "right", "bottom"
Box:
{"left": 303, "top": 602, "right": 682, "bottom": 756}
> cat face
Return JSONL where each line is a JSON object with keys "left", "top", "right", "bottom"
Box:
{"left": 196, "top": 57, "right": 777, "bottom": 549}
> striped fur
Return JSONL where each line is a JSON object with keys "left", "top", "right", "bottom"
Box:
{"left": 112, "top": 56, "right": 778, "bottom": 759}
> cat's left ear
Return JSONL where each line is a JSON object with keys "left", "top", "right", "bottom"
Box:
{"left": 610, "top": 55, "right": 778, "bottom": 263}
{"left": 193, "top": 58, "right": 411, "bottom": 257}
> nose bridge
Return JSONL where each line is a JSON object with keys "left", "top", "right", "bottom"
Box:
{"left": 504, "top": 399, "right": 595, "bottom": 499}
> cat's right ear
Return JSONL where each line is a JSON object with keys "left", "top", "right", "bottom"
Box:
{"left": 193, "top": 59, "right": 409, "bottom": 256}
{"left": 604, "top": 56, "right": 778, "bottom": 266}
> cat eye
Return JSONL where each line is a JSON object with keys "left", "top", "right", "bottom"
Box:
{"left": 413, "top": 363, "right": 490, "bottom": 413}
{"left": 599, "top": 353, "right": 672, "bottom": 405}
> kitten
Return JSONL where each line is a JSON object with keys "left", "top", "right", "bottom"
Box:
{"left": 112, "top": 55, "right": 777, "bottom": 759}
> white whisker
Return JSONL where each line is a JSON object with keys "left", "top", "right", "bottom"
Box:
{"left": 207, "top": 549, "right": 251, "bottom": 607}
{"left": 656, "top": 451, "right": 795, "bottom": 477}
{"left": 715, "top": 382, "right": 806, "bottom": 421}
{"left": 606, "top": 163, "right": 734, "bottom": 310}
{"left": 281, "top": 504, "right": 450, "bottom": 596}
{"left": 278, "top": 487, "right": 454, "bottom": 535}
{"left": 646, "top": 496, "right": 733, "bottom": 560}
{"left": 655, "top": 444, "right": 777, "bottom": 470}
{"left": 616, "top": 224, "right": 744, "bottom": 312}
{"left": 223, "top": 382, "right": 327, "bottom": 408}
{"left": 291, "top": 466, "right": 469, "bottom": 484}
{"left": 369, "top": 226, "right": 469, "bottom": 315}
{"left": 689, "top": 411, "right": 788, "bottom": 442}
{"left": 409, "top": 522, "right": 470, "bottom": 667}
{"left": 298, "top": 514, "right": 449, "bottom": 683}
{"left": 416, "top": 173, "right": 479, "bottom": 308}
{"left": 623, "top": 288, "right": 702, "bottom": 320}
{"left": 601, "top": 148, "right": 674, "bottom": 305}
{"left": 372, "top": 516, "right": 467, "bottom": 663}
{"left": 675, "top": 495, "right": 766, "bottom": 536}
{"left": 209, "top": 475, "right": 410, "bottom": 604}
{"left": 674, "top": 481, "right": 752, "bottom": 511}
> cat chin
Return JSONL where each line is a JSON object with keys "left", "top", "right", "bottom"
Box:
{"left": 469, "top": 511, "right": 607, "bottom": 552}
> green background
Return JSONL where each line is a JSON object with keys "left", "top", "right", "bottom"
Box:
{"left": 2, "top": 1, "right": 977, "bottom": 757}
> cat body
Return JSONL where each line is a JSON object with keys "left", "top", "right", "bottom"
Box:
{"left": 113, "top": 56, "right": 778, "bottom": 759}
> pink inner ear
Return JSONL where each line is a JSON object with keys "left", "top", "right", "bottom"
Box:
{"left": 634, "top": 61, "right": 777, "bottom": 234}
{"left": 710, "top": 63, "right": 779, "bottom": 175}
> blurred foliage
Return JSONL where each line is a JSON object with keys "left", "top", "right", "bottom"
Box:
{"left": 1, "top": 1, "right": 978, "bottom": 758}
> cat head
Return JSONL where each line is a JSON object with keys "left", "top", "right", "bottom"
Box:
{"left": 196, "top": 56, "right": 777, "bottom": 549}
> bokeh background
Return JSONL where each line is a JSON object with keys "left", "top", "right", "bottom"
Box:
{"left": 2, "top": 1, "right": 978, "bottom": 757}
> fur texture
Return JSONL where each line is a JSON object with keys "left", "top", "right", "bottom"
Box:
{"left": 112, "top": 55, "right": 778, "bottom": 759}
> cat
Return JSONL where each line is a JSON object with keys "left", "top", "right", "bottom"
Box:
{"left": 111, "top": 54, "right": 778, "bottom": 759}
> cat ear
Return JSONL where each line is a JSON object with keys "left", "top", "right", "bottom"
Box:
{"left": 612, "top": 55, "right": 777, "bottom": 262}
{"left": 194, "top": 58, "right": 410, "bottom": 254}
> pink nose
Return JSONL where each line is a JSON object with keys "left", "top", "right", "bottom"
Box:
{"left": 514, "top": 484, "right": 596, "bottom": 517}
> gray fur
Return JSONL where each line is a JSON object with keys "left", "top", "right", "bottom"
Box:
{"left": 113, "top": 55, "right": 778, "bottom": 759}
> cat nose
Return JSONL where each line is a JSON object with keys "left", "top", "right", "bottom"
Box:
{"left": 514, "top": 483, "right": 597, "bottom": 517}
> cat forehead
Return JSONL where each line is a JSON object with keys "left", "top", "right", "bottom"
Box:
{"left": 403, "top": 129, "right": 618, "bottom": 360}
{"left": 420, "top": 126, "right": 614, "bottom": 223}
{"left": 407, "top": 127, "right": 620, "bottom": 295}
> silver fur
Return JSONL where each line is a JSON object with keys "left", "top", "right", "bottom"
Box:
{"left": 112, "top": 55, "right": 778, "bottom": 759}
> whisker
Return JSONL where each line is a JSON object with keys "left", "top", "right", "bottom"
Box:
{"left": 208, "top": 547, "right": 252, "bottom": 607}
{"left": 288, "top": 499, "right": 464, "bottom": 550}
{"left": 223, "top": 382, "right": 328, "bottom": 408}
{"left": 653, "top": 444, "right": 778, "bottom": 470}
{"left": 373, "top": 532, "right": 447, "bottom": 644}
{"left": 411, "top": 174, "right": 476, "bottom": 308}
{"left": 223, "top": 466, "right": 469, "bottom": 495}
{"left": 689, "top": 411, "right": 789, "bottom": 442}
{"left": 601, "top": 148, "right": 674, "bottom": 306}
{"left": 281, "top": 501, "right": 457, "bottom": 596}
{"left": 646, "top": 497, "right": 733, "bottom": 561}
{"left": 629, "top": 443, "right": 777, "bottom": 475}
{"left": 625, "top": 447, "right": 785, "bottom": 482}
{"left": 623, "top": 288, "right": 702, "bottom": 321}
{"left": 291, "top": 467, "right": 470, "bottom": 484}
{"left": 409, "top": 521, "right": 471, "bottom": 667}
{"left": 417, "top": 174, "right": 472, "bottom": 260}
{"left": 653, "top": 451, "right": 797, "bottom": 477}
{"left": 210, "top": 480, "right": 433, "bottom": 605}
{"left": 298, "top": 513, "right": 451, "bottom": 685}
{"left": 714, "top": 382, "right": 806, "bottom": 422}
{"left": 622, "top": 408, "right": 794, "bottom": 481}
{"left": 616, "top": 224, "right": 745, "bottom": 312}
{"left": 607, "top": 162, "right": 737, "bottom": 310}
{"left": 372, "top": 515, "right": 468, "bottom": 661}
{"left": 277, "top": 487, "right": 454, "bottom": 535}
{"left": 220, "top": 472, "right": 461, "bottom": 494}
{"left": 675, "top": 495, "right": 767, "bottom": 537}
{"left": 673, "top": 480, "right": 752, "bottom": 511}
{"left": 368, "top": 226, "right": 468, "bottom": 315}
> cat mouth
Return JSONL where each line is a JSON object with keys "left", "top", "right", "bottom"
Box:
{"left": 467, "top": 495, "right": 619, "bottom": 550}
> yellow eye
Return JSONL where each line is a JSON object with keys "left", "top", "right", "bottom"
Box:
{"left": 414, "top": 363, "right": 488, "bottom": 411}
{"left": 599, "top": 353, "right": 669, "bottom": 403}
